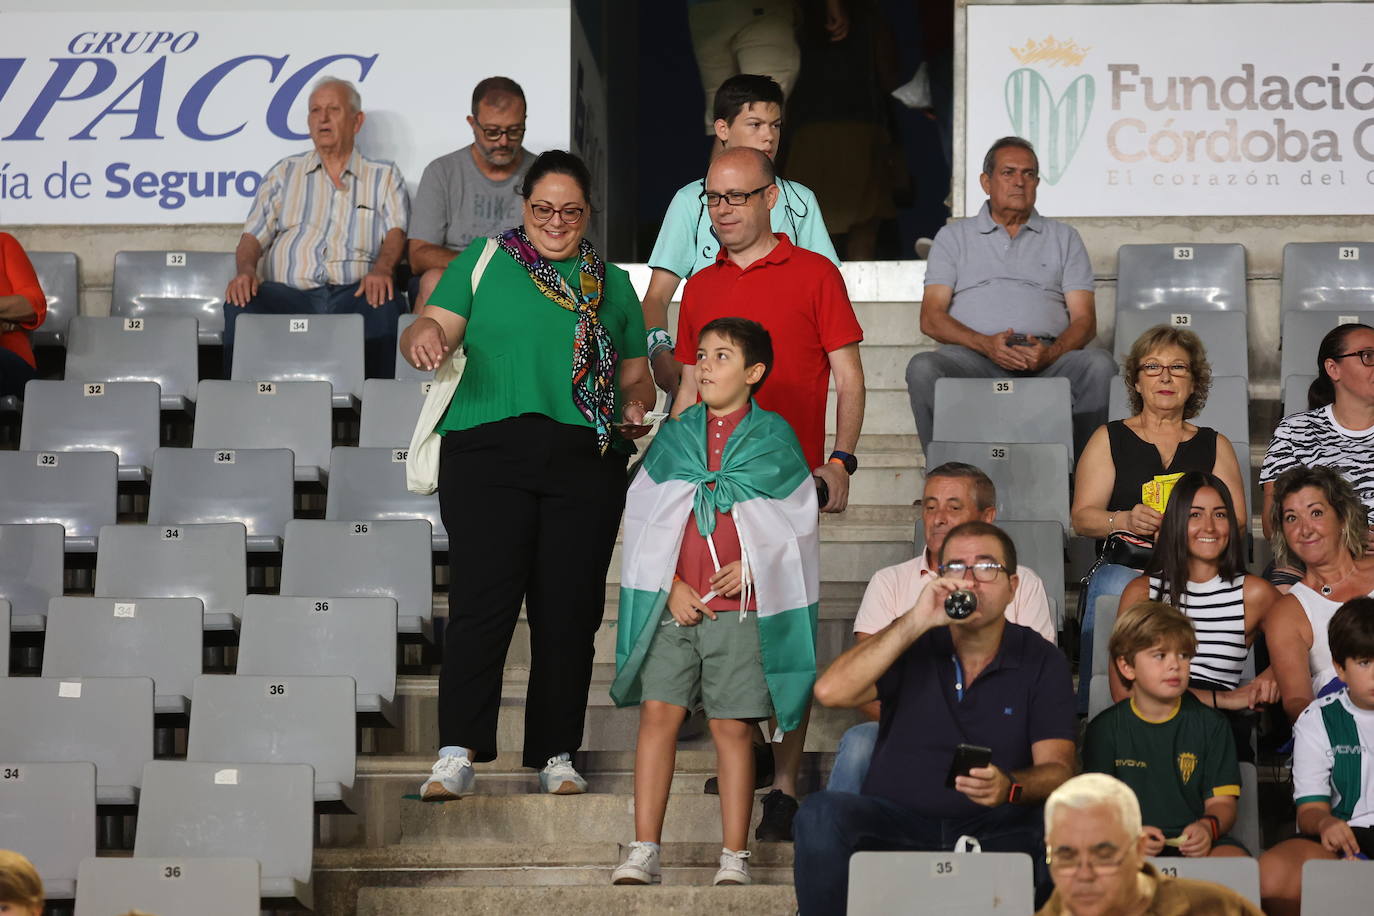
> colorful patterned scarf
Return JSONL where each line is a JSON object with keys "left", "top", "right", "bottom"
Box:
{"left": 496, "top": 226, "right": 618, "bottom": 453}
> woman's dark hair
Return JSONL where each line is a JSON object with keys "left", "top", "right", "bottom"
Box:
{"left": 519, "top": 150, "right": 592, "bottom": 203}
{"left": 1145, "top": 472, "right": 1245, "bottom": 607}
{"left": 712, "top": 73, "right": 784, "bottom": 125}
{"left": 1308, "top": 322, "right": 1374, "bottom": 409}
{"left": 1329, "top": 596, "right": 1374, "bottom": 666}
{"left": 699, "top": 317, "right": 774, "bottom": 393}
{"left": 1269, "top": 464, "right": 1367, "bottom": 570}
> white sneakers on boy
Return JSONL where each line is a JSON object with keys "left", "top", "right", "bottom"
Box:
{"left": 611, "top": 841, "right": 662, "bottom": 885}
{"left": 419, "top": 754, "right": 474, "bottom": 800}
{"left": 539, "top": 752, "right": 588, "bottom": 794}
{"left": 712, "top": 847, "right": 752, "bottom": 885}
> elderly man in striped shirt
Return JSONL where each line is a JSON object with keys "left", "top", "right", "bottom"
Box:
{"left": 223, "top": 76, "right": 410, "bottom": 378}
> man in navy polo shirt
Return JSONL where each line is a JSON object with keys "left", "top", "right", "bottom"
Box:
{"left": 795, "top": 520, "right": 1076, "bottom": 914}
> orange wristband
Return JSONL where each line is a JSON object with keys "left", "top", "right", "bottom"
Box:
{"left": 828, "top": 457, "right": 846, "bottom": 467}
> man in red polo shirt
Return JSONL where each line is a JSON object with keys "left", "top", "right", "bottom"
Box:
{"left": 671, "top": 145, "right": 866, "bottom": 841}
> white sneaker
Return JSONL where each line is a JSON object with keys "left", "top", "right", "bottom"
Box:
{"left": 420, "top": 754, "right": 474, "bottom": 800}
{"left": 539, "top": 752, "right": 588, "bottom": 795}
{"left": 712, "top": 847, "right": 752, "bottom": 885}
{"left": 611, "top": 841, "right": 662, "bottom": 885}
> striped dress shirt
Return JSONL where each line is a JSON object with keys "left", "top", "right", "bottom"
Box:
{"left": 244, "top": 148, "right": 409, "bottom": 289}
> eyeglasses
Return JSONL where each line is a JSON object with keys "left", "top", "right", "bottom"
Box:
{"left": 700, "top": 184, "right": 773, "bottom": 208}
{"left": 1045, "top": 846, "right": 1132, "bottom": 876}
{"left": 476, "top": 123, "right": 526, "bottom": 141}
{"left": 530, "top": 204, "right": 586, "bottom": 225}
{"left": 1137, "top": 362, "right": 1192, "bottom": 377}
{"left": 937, "top": 561, "right": 1009, "bottom": 583}
{"left": 1333, "top": 348, "right": 1374, "bottom": 367}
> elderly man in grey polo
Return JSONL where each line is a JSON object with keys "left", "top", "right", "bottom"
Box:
{"left": 906, "top": 136, "right": 1115, "bottom": 456}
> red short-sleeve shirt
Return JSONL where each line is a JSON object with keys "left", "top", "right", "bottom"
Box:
{"left": 675, "top": 234, "right": 863, "bottom": 469}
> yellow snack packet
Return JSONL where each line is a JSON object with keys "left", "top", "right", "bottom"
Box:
{"left": 1142, "top": 473, "right": 1185, "bottom": 514}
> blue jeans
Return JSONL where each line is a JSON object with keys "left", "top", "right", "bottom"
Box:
{"left": 827, "top": 721, "right": 879, "bottom": 794}
{"left": 222, "top": 280, "right": 404, "bottom": 379}
{"left": 793, "top": 790, "right": 1050, "bottom": 916}
{"left": 1076, "top": 562, "right": 1138, "bottom": 715}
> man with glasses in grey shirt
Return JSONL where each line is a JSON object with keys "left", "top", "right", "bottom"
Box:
{"left": 408, "top": 76, "right": 533, "bottom": 309}
{"left": 905, "top": 136, "right": 1114, "bottom": 456}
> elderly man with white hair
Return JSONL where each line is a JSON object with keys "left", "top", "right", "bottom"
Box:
{"left": 223, "top": 76, "right": 410, "bottom": 379}
{"left": 1039, "top": 773, "right": 1262, "bottom": 916}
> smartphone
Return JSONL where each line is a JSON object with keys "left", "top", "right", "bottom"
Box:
{"left": 814, "top": 475, "right": 830, "bottom": 509}
{"left": 1007, "top": 333, "right": 1032, "bottom": 347}
{"left": 643, "top": 410, "right": 669, "bottom": 424}
{"left": 944, "top": 743, "right": 993, "bottom": 788}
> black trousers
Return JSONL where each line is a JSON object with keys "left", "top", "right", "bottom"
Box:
{"left": 436, "top": 414, "right": 628, "bottom": 768}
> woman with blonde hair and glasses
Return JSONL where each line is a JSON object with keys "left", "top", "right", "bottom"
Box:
{"left": 1070, "top": 326, "right": 1246, "bottom": 714}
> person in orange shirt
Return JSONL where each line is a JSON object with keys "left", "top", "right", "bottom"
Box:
{"left": 0, "top": 232, "right": 46, "bottom": 398}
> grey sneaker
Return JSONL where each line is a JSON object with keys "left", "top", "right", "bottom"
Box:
{"left": 539, "top": 752, "right": 588, "bottom": 794}
{"left": 420, "top": 754, "right": 474, "bottom": 800}
{"left": 712, "top": 847, "right": 752, "bottom": 885}
{"left": 611, "top": 841, "right": 662, "bottom": 885}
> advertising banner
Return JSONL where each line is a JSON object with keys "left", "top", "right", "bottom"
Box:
{"left": 964, "top": 3, "right": 1374, "bottom": 216}
{"left": 0, "top": 9, "right": 573, "bottom": 223}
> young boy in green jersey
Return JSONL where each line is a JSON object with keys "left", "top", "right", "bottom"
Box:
{"left": 1083, "top": 600, "right": 1249, "bottom": 858}
{"left": 1259, "top": 596, "right": 1374, "bottom": 916}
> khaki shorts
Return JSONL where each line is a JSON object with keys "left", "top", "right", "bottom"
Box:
{"left": 639, "top": 608, "right": 773, "bottom": 721}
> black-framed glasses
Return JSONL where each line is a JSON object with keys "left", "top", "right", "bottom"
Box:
{"left": 938, "top": 561, "right": 1009, "bottom": 583}
{"left": 700, "top": 184, "right": 772, "bottom": 208}
{"left": 1045, "top": 845, "right": 1132, "bottom": 876}
{"left": 476, "top": 123, "right": 526, "bottom": 141}
{"left": 1138, "top": 362, "right": 1192, "bottom": 377}
{"left": 530, "top": 204, "right": 586, "bottom": 225}
{"left": 1333, "top": 348, "right": 1374, "bottom": 367}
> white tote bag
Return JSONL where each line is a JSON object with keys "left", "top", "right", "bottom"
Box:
{"left": 405, "top": 237, "right": 498, "bottom": 494}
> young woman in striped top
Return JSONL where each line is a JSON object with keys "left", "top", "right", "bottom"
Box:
{"left": 1112, "top": 473, "right": 1282, "bottom": 736}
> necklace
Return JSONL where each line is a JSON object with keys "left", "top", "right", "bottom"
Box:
{"left": 1316, "top": 563, "right": 1357, "bottom": 597}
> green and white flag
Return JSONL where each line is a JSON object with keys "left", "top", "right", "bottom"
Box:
{"left": 610, "top": 402, "right": 820, "bottom": 734}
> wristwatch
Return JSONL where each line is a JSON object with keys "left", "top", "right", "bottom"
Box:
{"left": 828, "top": 450, "right": 858, "bottom": 476}
{"left": 1007, "top": 782, "right": 1024, "bottom": 804}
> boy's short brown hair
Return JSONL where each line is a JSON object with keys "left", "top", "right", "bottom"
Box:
{"left": 1108, "top": 600, "right": 1197, "bottom": 687}
{"left": 0, "top": 849, "right": 44, "bottom": 911}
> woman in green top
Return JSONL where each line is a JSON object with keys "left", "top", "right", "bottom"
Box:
{"left": 401, "top": 151, "right": 656, "bottom": 799}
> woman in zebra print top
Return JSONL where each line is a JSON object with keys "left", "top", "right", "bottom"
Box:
{"left": 1114, "top": 472, "right": 1282, "bottom": 713}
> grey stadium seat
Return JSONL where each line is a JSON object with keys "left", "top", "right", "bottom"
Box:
{"left": 847, "top": 851, "right": 1034, "bottom": 915}
{"left": 111, "top": 250, "right": 236, "bottom": 345}
{"left": 360, "top": 378, "right": 427, "bottom": 447}
{"left": 135, "top": 761, "right": 315, "bottom": 909}
{"left": 931, "top": 377, "right": 1074, "bottom": 466}
{"left": 0, "top": 600, "right": 7, "bottom": 672}
{"left": 65, "top": 315, "right": 199, "bottom": 412}
{"left": 1302, "top": 858, "right": 1374, "bottom": 911}
{"left": 280, "top": 518, "right": 435, "bottom": 642}
{"left": 0, "top": 523, "right": 65, "bottom": 632}
{"left": 1283, "top": 374, "right": 1316, "bottom": 418}
{"left": 95, "top": 523, "right": 247, "bottom": 635}
{"left": 148, "top": 447, "right": 295, "bottom": 552}
{"left": 188, "top": 674, "right": 358, "bottom": 811}
{"left": 0, "top": 761, "right": 95, "bottom": 900}
{"left": 20, "top": 379, "right": 159, "bottom": 482}
{"left": 1281, "top": 241, "right": 1374, "bottom": 312}
{"left": 1107, "top": 374, "right": 1250, "bottom": 446}
{"left": 0, "top": 676, "right": 153, "bottom": 805}
{"left": 915, "top": 518, "right": 1065, "bottom": 633}
{"left": 1278, "top": 309, "right": 1374, "bottom": 388}
{"left": 1112, "top": 309, "right": 1249, "bottom": 380}
{"left": 42, "top": 597, "right": 202, "bottom": 716}
{"left": 230, "top": 313, "right": 364, "bottom": 409}
{"left": 393, "top": 313, "right": 435, "bottom": 381}
{"left": 1146, "top": 857, "right": 1259, "bottom": 905}
{"left": 28, "top": 250, "right": 79, "bottom": 348}
{"left": 326, "top": 446, "right": 448, "bottom": 551}
{"left": 1115, "top": 243, "right": 1247, "bottom": 312}
{"left": 922, "top": 441, "right": 1070, "bottom": 530}
{"left": 237, "top": 595, "right": 398, "bottom": 724}
{"left": 75, "top": 857, "right": 261, "bottom": 916}
{"left": 1234, "top": 762, "right": 1260, "bottom": 857}
{"left": 0, "top": 450, "right": 116, "bottom": 553}
{"left": 1088, "top": 594, "right": 1120, "bottom": 721}
{"left": 193, "top": 380, "right": 332, "bottom": 484}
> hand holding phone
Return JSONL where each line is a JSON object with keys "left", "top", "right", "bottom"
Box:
{"left": 945, "top": 743, "right": 993, "bottom": 789}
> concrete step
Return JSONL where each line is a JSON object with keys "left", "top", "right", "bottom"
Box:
{"left": 825, "top": 388, "right": 913, "bottom": 436}
{"left": 355, "top": 885, "right": 798, "bottom": 916}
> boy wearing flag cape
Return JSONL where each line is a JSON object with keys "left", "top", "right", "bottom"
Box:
{"left": 610, "top": 318, "right": 820, "bottom": 887}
